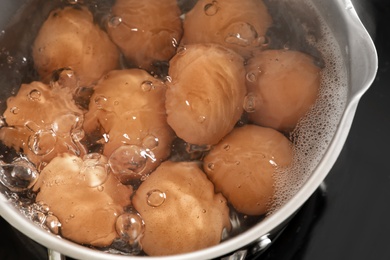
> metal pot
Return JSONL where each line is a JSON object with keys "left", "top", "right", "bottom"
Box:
{"left": 0, "top": 0, "right": 377, "bottom": 259}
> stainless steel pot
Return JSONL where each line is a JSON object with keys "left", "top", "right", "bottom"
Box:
{"left": 0, "top": 0, "right": 377, "bottom": 259}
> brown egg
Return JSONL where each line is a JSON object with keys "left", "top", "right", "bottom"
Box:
{"left": 0, "top": 81, "right": 86, "bottom": 167}
{"left": 181, "top": 0, "right": 273, "bottom": 58}
{"left": 83, "top": 69, "right": 175, "bottom": 183}
{"left": 106, "top": 0, "right": 183, "bottom": 72}
{"left": 245, "top": 49, "right": 321, "bottom": 133}
{"left": 203, "top": 124, "right": 293, "bottom": 215}
{"left": 132, "top": 160, "right": 231, "bottom": 256}
{"left": 166, "top": 43, "right": 246, "bottom": 146}
{"left": 32, "top": 6, "right": 120, "bottom": 88}
{"left": 32, "top": 153, "right": 133, "bottom": 247}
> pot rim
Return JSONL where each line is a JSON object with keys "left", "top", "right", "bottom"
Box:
{"left": 0, "top": 0, "right": 378, "bottom": 259}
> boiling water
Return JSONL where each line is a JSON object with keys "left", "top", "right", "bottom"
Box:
{"left": 0, "top": 0, "right": 347, "bottom": 256}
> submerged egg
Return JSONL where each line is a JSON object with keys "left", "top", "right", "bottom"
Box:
{"left": 245, "top": 49, "right": 321, "bottom": 133}
{"left": 32, "top": 6, "right": 120, "bottom": 88}
{"left": 165, "top": 43, "right": 246, "bottom": 146}
{"left": 132, "top": 161, "right": 231, "bottom": 256}
{"left": 0, "top": 81, "right": 86, "bottom": 166}
{"left": 181, "top": 0, "right": 273, "bottom": 58}
{"left": 106, "top": 0, "right": 183, "bottom": 72}
{"left": 83, "top": 69, "right": 175, "bottom": 183}
{"left": 203, "top": 124, "right": 293, "bottom": 215}
{"left": 32, "top": 153, "right": 133, "bottom": 247}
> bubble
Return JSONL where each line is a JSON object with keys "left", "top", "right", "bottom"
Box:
{"left": 171, "top": 37, "right": 179, "bottom": 48}
{"left": 25, "top": 121, "right": 40, "bottom": 132}
{"left": 224, "top": 22, "right": 261, "bottom": 47}
{"left": 204, "top": 1, "right": 219, "bottom": 16}
{"left": 28, "top": 129, "right": 56, "bottom": 156}
{"left": 50, "top": 67, "right": 78, "bottom": 89}
{"left": 51, "top": 112, "right": 83, "bottom": 137}
{"left": 45, "top": 213, "right": 61, "bottom": 234}
{"left": 108, "top": 16, "right": 123, "bottom": 28}
{"left": 28, "top": 89, "right": 42, "bottom": 102}
{"left": 142, "top": 135, "right": 159, "bottom": 150}
{"left": 243, "top": 93, "right": 257, "bottom": 113}
{"left": 207, "top": 163, "right": 215, "bottom": 171}
{"left": 6, "top": 55, "right": 14, "bottom": 64}
{"left": 245, "top": 72, "right": 257, "bottom": 83}
{"left": 176, "top": 45, "right": 187, "bottom": 55}
{"left": 198, "top": 115, "right": 206, "bottom": 123}
{"left": 80, "top": 153, "right": 109, "bottom": 187}
{"left": 116, "top": 213, "right": 145, "bottom": 244}
{"left": 0, "top": 159, "right": 39, "bottom": 192}
{"left": 10, "top": 106, "right": 19, "bottom": 114}
{"left": 109, "top": 145, "right": 150, "bottom": 177}
{"left": 94, "top": 95, "right": 109, "bottom": 109}
{"left": 141, "top": 81, "right": 154, "bottom": 92}
{"left": 146, "top": 189, "right": 166, "bottom": 207}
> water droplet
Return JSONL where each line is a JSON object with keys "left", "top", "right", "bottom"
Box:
{"left": 142, "top": 135, "right": 159, "bottom": 150}
{"left": 80, "top": 153, "right": 109, "bottom": 187}
{"left": 243, "top": 93, "right": 257, "bottom": 113}
{"left": 116, "top": 213, "right": 145, "bottom": 244}
{"left": 204, "top": 1, "right": 219, "bottom": 16}
{"left": 141, "top": 81, "right": 154, "bottom": 92}
{"left": 27, "top": 129, "right": 56, "bottom": 156}
{"left": 10, "top": 106, "right": 19, "bottom": 114}
{"left": 246, "top": 72, "right": 257, "bottom": 82}
{"left": 108, "top": 16, "right": 122, "bottom": 28}
{"left": 28, "top": 89, "right": 42, "bottom": 101}
{"left": 109, "top": 145, "right": 148, "bottom": 177}
{"left": 0, "top": 159, "right": 39, "bottom": 192}
{"left": 207, "top": 163, "right": 215, "bottom": 171}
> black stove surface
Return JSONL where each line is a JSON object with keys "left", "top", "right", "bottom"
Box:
{"left": 1, "top": 0, "right": 390, "bottom": 259}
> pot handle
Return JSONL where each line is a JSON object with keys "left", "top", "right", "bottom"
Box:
{"left": 48, "top": 248, "right": 66, "bottom": 260}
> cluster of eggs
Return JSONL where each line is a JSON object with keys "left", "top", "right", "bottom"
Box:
{"left": 0, "top": 0, "right": 321, "bottom": 256}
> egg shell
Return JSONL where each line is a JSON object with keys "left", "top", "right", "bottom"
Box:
{"left": 83, "top": 69, "right": 175, "bottom": 182}
{"left": 245, "top": 49, "right": 321, "bottom": 132}
{"left": 0, "top": 81, "right": 86, "bottom": 166}
{"left": 181, "top": 0, "right": 273, "bottom": 58}
{"left": 166, "top": 43, "right": 246, "bottom": 145}
{"left": 33, "top": 153, "right": 133, "bottom": 247}
{"left": 203, "top": 124, "right": 293, "bottom": 215}
{"left": 106, "top": 0, "right": 183, "bottom": 72}
{"left": 132, "top": 160, "right": 231, "bottom": 256}
{"left": 32, "top": 6, "right": 120, "bottom": 88}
